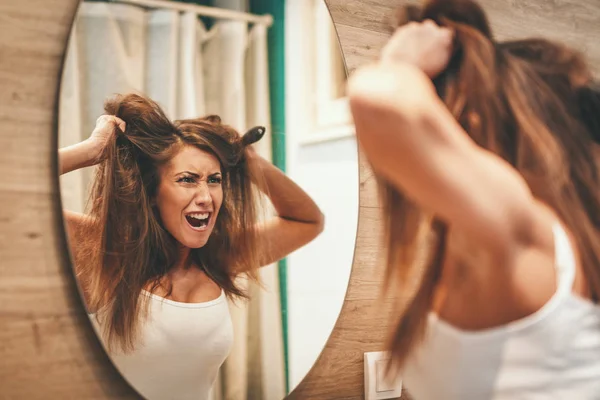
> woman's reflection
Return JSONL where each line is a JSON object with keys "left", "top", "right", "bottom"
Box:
{"left": 58, "top": 93, "right": 324, "bottom": 400}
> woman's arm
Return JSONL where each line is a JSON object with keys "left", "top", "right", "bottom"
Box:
{"left": 346, "top": 20, "right": 563, "bottom": 330}
{"left": 59, "top": 137, "right": 100, "bottom": 231}
{"left": 59, "top": 140, "right": 100, "bottom": 175}
{"left": 60, "top": 115, "right": 125, "bottom": 240}
{"left": 347, "top": 62, "right": 553, "bottom": 263}
{"left": 248, "top": 150, "right": 325, "bottom": 267}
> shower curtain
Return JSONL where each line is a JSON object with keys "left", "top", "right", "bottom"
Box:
{"left": 58, "top": 3, "right": 285, "bottom": 400}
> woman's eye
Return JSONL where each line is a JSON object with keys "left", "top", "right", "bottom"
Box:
{"left": 208, "top": 176, "right": 222, "bottom": 184}
{"left": 178, "top": 177, "right": 195, "bottom": 184}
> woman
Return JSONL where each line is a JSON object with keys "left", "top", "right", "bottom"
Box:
{"left": 348, "top": 0, "right": 600, "bottom": 398}
{"left": 59, "top": 93, "right": 324, "bottom": 400}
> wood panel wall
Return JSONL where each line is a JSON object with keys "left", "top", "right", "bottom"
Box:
{"left": 0, "top": 1, "right": 139, "bottom": 398}
{"left": 1, "top": 0, "right": 599, "bottom": 399}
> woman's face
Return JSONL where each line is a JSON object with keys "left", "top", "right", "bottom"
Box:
{"left": 155, "top": 145, "right": 223, "bottom": 249}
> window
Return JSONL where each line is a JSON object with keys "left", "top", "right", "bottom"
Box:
{"left": 286, "top": 0, "right": 353, "bottom": 145}
{"left": 312, "top": 0, "right": 350, "bottom": 132}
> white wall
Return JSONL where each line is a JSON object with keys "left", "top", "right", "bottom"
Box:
{"left": 284, "top": 0, "right": 359, "bottom": 390}
{"left": 286, "top": 137, "right": 359, "bottom": 389}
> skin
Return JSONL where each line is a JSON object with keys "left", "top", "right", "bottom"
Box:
{"left": 155, "top": 146, "right": 224, "bottom": 251}
{"left": 60, "top": 117, "right": 324, "bottom": 304}
{"left": 347, "top": 20, "right": 590, "bottom": 331}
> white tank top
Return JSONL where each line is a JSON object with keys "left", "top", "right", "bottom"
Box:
{"left": 90, "top": 289, "right": 233, "bottom": 400}
{"left": 403, "top": 223, "right": 600, "bottom": 399}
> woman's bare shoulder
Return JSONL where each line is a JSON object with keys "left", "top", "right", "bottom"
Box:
{"left": 435, "top": 201, "right": 563, "bottom": 330}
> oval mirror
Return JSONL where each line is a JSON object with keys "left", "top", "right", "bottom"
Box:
{"left": 57, "top": 0, "right": 356, "bottom": 399}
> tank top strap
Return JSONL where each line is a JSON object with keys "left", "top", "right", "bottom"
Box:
{"left": 552, "top": 222, "right": 577, "bottom": 296}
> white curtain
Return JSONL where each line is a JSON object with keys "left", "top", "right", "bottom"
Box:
{"left": 58, "top": 3, "right": 285, "bottom": 400}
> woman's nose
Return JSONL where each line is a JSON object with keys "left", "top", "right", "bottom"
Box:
{"left": 194, "top": 183, "right": 212, "bottom": 205}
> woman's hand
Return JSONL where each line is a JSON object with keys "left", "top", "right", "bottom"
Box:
{"left": 59, "top": 115, "right": 126, "bottom": 175}
{"left": 380, "top": 20, "right": 454, "bottom": 78}
{"left": 86, "top": 115, "right": 126, "bottom": 163}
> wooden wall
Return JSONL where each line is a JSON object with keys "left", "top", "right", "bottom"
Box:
{"left": 0, "top": 0, "right": 139, "bottom": 398}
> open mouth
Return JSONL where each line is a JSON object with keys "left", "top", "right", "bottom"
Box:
{"left": 185, "top": 212, "right": 211, "bottom": 230}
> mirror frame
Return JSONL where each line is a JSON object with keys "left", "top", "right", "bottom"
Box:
{"left": 0, "top": 0, "right": 396, "bottom": 398}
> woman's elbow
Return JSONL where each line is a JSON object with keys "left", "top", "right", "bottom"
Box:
{"left": 348, "top": 63, "right": 435, "bottom": 115}
{"left": 347, "top": 67, "right": 400, "bottom": 123}
{"left": 349, "top": 74, "right": 435, "bottom": 144}
{"left": 305, "top": 211, "right": 325, "bottom": 241}
{"left": 314, "top": 211, "right": 325, "bottom": 236}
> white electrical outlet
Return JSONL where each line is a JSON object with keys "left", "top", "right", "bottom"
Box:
{"left": 364, "top": 351, "right": 403, "bottom": 400}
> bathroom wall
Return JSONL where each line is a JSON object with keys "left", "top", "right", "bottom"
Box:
{"left": 286, "top": 137, "right": 360, "bottom": 389}
{"left": 284, "top": 0, "right": 360, "bottom": 390}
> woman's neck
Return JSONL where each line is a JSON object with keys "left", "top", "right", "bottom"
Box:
{"left": 172, "top": 246, "right": 192, "bottom": 271}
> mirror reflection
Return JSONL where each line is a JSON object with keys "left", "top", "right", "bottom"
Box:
{"left": 57, "top": 0, "right": 357, "bottom": 399}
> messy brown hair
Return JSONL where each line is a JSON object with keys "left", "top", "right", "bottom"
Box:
{"left": 379, "top": 0, "right": 600, "bottom": 369}
{"left": 74, "top": 93, "right": 265, "bottom": 353}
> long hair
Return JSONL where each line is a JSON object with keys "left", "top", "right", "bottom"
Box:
{"left": 74, "top": 93, "right": 265, "bottom": 353}
{"left": 379, "top": 0, "right": 600, "bottom": 370}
